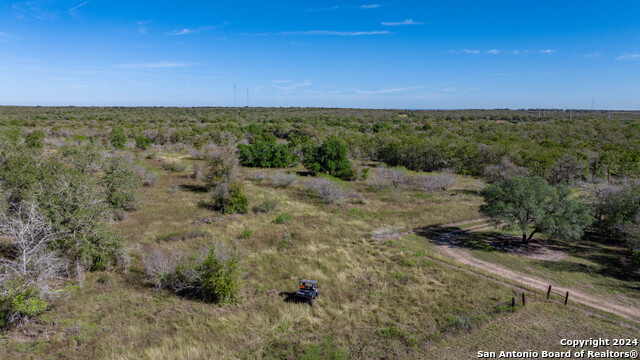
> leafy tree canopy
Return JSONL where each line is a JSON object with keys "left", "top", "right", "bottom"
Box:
{"left": 480, "top": 176, "right": 592, "bottom": 243}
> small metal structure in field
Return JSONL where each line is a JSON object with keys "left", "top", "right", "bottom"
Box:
{"left": 371, "top": 226, "right": 406, "bottom": 239}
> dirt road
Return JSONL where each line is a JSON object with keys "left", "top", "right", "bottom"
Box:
{"left": 426, "top": 221, "right": 640, "bottom": 323}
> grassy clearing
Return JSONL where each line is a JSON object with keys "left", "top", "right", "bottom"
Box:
{"left": 1, "top": 162, "right": 638, "bottom": 359}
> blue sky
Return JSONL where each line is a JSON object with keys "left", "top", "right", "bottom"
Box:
{"left": 1, "top": 1, "right": 639, "bottom": 109}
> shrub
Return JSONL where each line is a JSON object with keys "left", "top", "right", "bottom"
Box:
{"left": 241, "top": 229, "right": 253, "bottom": 239}
{"left": 134, "top": 165, "right": 159, "bottom": 187}
{"left": 367, "top": 167, "right": 411, "bottom": 189}
{"left": 0, "top": 203, "right": 74, "bottom": 328}
{"left": 191, "top": 163, "right": 206, "bottom": 182}
{"left": 163, "top": 160, "right": 189, "bottom": 172}
{"left": 211, "top": 183, "right": 249, "bottom": 214}
{"left": 143, "top": 245, "right": 243, "bottom": 304}
{"left": 248, "top": 170, "right": 268, "bottom": 182}
{"left": 274, "top": 213, "right": 292, "bottom": 224}
{"left": 484, "top": 157, "right": 529, "bottom": 183}
{"left": 103, "top": 156, "right": 141, "bottom": 210}
{"left": 59, "top": 143, "right": 105, "bottom": 174}
{"left": 272, "top": 172, "right": 298, "bottom": 188}
{"left": 206, "top": 147, "right": 239, "bottom": 187}
{"left": 252, "top": 197, "right": 279, "bottom": 214}
{"left": 413, "top": 173, "right": 456, "bottom": 193}
{"left": 0, "top": 282, "right": 48, "bottom": 328}
{"left": 25, "top": 130, "right": 45, "bottom": 149}
{"left": 109, "top": 127, "right": 127, "bottom": 150}
{"left": 237, "top": 140, "right": 297, "bottom": 168}
{"left": 135, "top": 136, "right": 152, "bottom": 150}
{"left": 304, "top": 178, "right": 352, "bottom": 204}
{"left": 302, "top": 137, "right": 355, "bottom": 180}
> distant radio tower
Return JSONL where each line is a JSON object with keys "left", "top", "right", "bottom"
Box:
{"left": 234, "top": 83, "right": 237, "bottom": 107}
{"left": 591, "top": 99, "right": 596, "bottom": 110}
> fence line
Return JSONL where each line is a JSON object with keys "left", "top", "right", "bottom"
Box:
{"left": 546, "top": 285, "right": 570, "bottom": 305}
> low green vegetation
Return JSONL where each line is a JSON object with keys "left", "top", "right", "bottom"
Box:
{"left": 0, "top": 107, "right": 639, "bottom": 359}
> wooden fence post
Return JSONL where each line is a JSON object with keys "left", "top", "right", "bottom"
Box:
{"left": 547, "top": 285, "right": 552, "bottom": 299}
{"left": 522, "top": 293, "right": 526, "bottom": 306}
{"left": 564, "top": 291, "right": 569, "bottom": 305}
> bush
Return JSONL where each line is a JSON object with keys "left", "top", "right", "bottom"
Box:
{"left": 163, "top": 160, "right": 189, "bottom": 172}
{"left": 252, "top": 197, "right": 279, "bottom": 214}
{"left": 25, "top": 130, "right": 45, "bottom": 149}
{"left": 135, "top": 136, "right": 152, "bottom": 150}
{"left": 275, "top": 213, "right": 292, "bottom": 224}
{"left": 241, "top": 229, "right": 253, "bottom": 239}
{"left": 134, "top": 165, "right": 159, "bottom": 187}
{"left": 103, "top": 156, "right": 141, "bottom": 210}
{"left": 109, "top": 127, "right": 127, "bottom": 150}
{"left": 237, "top": 140, "right": 297, "bottom": 168}
{"left": 303, "top": 137, "right": 355, "bottom": 180}
{"left": 413, "top": 173, "right": 456, "bottom": 193}
{"left": 304, "top": 178, "right": 352, "bottom": 204}
{"left": 211, "top": 183, "right": 249, "bottom": 214}
{"left": 191, "top": 163, "right": 206, "bottom": 182}
{"left": 272, "top": 172, "right": 298, "bottom": 188}
{"left": 143, "top": 245, "right": 243, "bottom": 304}
{"left": 367, "top": 167, "right": 411, "bottom": 189}
{"left": 0, "top": 204, "right": 75, "bottom": 328}
{"left": 247, "top": 170, "right": 268, "bottom": 182}
{"left": 484, "top": 157, "right": 529, "bottom": 183}
{"left": 0, "top": 282, "right": 48, "bottom": 328}
{"left": 59, "top": 143, "right": 105, "bottom": 174}
{"left": 206, "top": 147, "right": 239, "bottom": 187}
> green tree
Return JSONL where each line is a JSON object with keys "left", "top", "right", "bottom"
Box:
{"left": 480, "top": 176, "right": 592, "bottom": 243}
{"left": 303, "top": 137, "right": 355, "bottom": 180}
{"left": 109, "top": 127, "right": 127, "bottom": 150}
{"left": 35, "top": 163, "right": 125, "bottom": 270}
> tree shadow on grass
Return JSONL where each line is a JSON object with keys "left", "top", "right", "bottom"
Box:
{"left": 414, "top": 225, "right": 499, "bottom": 252}
{"left": 415, "top": 224, "right": 640, "bottom": 284}
{"left": 180, "top": 184, "right": 209, "bottom": 193}
{"left": 450, "top": 189, "right": 481, "bottom": 196}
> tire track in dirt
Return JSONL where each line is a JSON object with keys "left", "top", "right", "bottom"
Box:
{"left": 426, "top": 221, "right": 640, "bottom": 323}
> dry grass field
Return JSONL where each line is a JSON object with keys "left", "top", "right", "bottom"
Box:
{"left": 1, "top": 156, "right": 638, "bottom": 359}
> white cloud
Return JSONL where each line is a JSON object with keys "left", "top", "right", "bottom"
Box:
{"left": 462, "top": 49, "right": 481, "bottom": 55}
{"left": 278, "top": 30, "right": 390, "bottom": 36}
{"left": 115, "top": 61, "right": 192, "bottom": 69}
{"left": 66, "top": 1, "right": 88, "bottom": 13}
{"left": 168, "top": 28, "right": 195, "bottom": 36}
{"left": 167, "top": 23, "right": 229, "bottom": 36}
{"left": 540, "top": 49, "right": 556, "bottom": 54}
{"left": 361, "top": 4, "right": 380, "bottom": 9}
{"left": 271, "top": 80, "right": 312, "bottom": 92}
{"left": 352, "top": 85, "right": 426, "bottom": 95}
{"left": 136, "top": 21, "right": 151, "bottom": 35}
{"left": 486, "top": 49, "right": 501, "bottom": 55}
{"left": 381, "top": 19, "right": 422, "bottom": 26}
{"left": 615, "top": 53, "right": 640, "bottom": 61}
